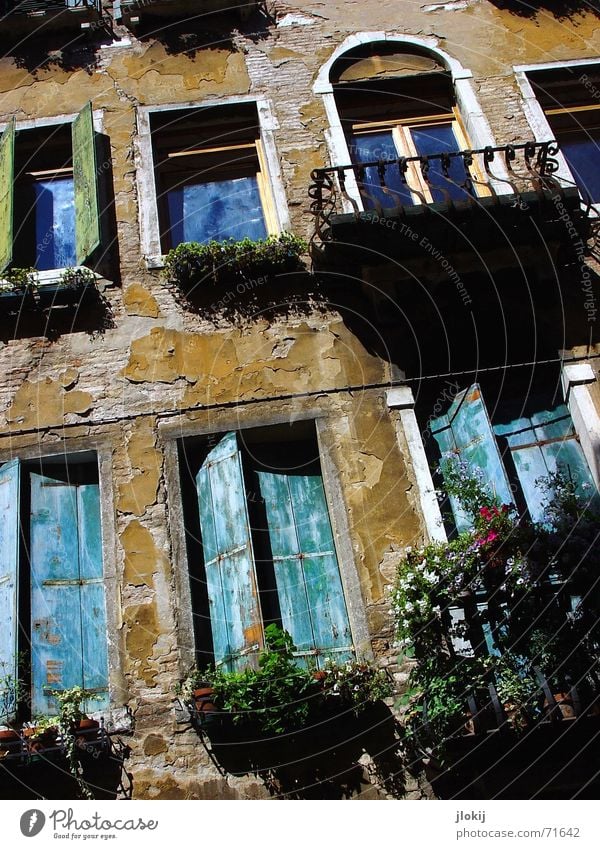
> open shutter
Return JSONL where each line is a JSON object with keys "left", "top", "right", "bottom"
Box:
{"left": 257, "top": 469, "right": 353, "bottom": 667}
{"left": 195, "top": 432, "right": 262, "bottom": 671}
{"left": 0, "top": 459, "right": 20, "bottom": 721}
{"left": 77, "top": 484, "right": 109, "bottom": 713}
{"left": 431, "top": 384, "right": 514, "bottom": 531}
{"left": 72, "top": 102, "right": 100, "bottom": 265}
{"left": 0, "top": 118, "right": 15, "bottom": 274}
{"left": 30, "top": 473, "right": 108, "bottom": 715}
{"left": 494, "top": 405, "right": 598, "bottom": 522}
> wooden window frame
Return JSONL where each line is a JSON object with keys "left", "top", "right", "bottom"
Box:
{"left": 350, "top": 108, "right": 489, "bottom": 203}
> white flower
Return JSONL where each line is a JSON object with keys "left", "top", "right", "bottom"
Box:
{"left": 404, "top": 602, "right": 414, "bottom": 613}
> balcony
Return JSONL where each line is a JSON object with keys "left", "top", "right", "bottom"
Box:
{"left": 309, "top": 140, "right": 593, "bottom": 266}
{"left": 114, "top": 0, "right": 260, "bottom": 27}
{"left": 0, "top": 0, "right": 102, "bottom": 34}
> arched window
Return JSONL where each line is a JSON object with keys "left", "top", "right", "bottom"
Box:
{"left": 315, "top": 35, "right": 500, "bottom": 211}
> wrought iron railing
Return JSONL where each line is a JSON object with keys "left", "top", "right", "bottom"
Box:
{"left": 0, "top": 0, "right": 101, "bottom": 14}
{"left": 309, "top": 140, "right": 568, "bottom": 245}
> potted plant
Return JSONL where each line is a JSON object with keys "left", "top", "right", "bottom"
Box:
{"left": 163, "top": 232, "right": 307, "bottom": 294}
{"left": 0, "top": 267, "right": 37, "bottom": 312}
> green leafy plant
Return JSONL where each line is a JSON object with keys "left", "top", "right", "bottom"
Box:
{"left": 163, "top": 232, "right": 307, "bottom": 292}
{"left": 56, "top": 267, "right": 96, "bottom": 290}
{"left": 52, "top": 687, "right": 96, "bottom": 799}
{"left": 181, "top": 625, "right": 390, "bottom": 736}
{"left": 0, "top": 267, "right": 37, "bottom": 294}
{"left": 393, "top": 464, "right": 600, "bottom": 757}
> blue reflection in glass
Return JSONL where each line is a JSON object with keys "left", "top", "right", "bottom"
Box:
{"left": 167, "top": 175, "right": 267, "bottom": 246}
{"left": 35, "top": 177, "right": 76, "bottom": 271}
{"left": 348, "top": 132, "right": 414, "bottom": 209}
{"left": 559, "top": 132, "right": 600, "bottom": 202}
{"left": 411, "top": 125, "right": 470, "bottom": 203}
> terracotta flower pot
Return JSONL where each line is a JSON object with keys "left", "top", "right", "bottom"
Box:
{"left": 544, "top": 692, "right": 575, "bottom": 720}
{"left": 26, "top": 725, "right": 59, "bottom": 752}
{"left": 193, "top": 688, "right": 217, "bottom": 722}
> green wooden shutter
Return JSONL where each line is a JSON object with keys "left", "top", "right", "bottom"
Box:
{"left": 494, "top": 405, "right": 598, "bottom": 522}
{"left": 72, "top": 102, "right": 100, "bottom": 265}
{"left": 257, "top": 469, "right": 353, "bottom": 667}
{"left": 0, "top": 459, "right": 20, "bottom": 721}
{"left": 431, "top": 384, "right": 514, "bottom": 531}
{"left": 0, "top": 118, "right": 15, "bottom": 274}
{"left": 30, "top": 473, "right": 108, "bottom": 716}
{"left": 195, "top": 432, "right": 263, "bottom": 671}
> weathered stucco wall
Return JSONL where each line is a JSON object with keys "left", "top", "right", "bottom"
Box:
{"left": 0, "top": 0, "right": 598, "bottom": 798}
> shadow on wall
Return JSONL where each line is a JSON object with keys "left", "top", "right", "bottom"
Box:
{"left": 196, "top": 702, "right": 413, "bottom": 800}
{"left": 486, "top": 0, "right": 600, "bottom": 18}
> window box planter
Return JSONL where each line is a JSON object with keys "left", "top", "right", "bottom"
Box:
{"left": 163, "top": 233, "right": 307, "bottom": 296}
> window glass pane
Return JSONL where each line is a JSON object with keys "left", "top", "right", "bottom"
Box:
{"left": 348, "top": 131, "right": 414, "bottom": 208}
{"left": 556, "top": 130, "right": 600, "bottom": 203}
{"left": 167, "top": 175, "right": 267, "bottom": 247}
{"left": 34, "top": 177, "right": 76, "bottom": 271}
{"left": 410, "top": 124, "right": 471, "bottom": 203}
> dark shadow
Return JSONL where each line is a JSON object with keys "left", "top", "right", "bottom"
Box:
{"left": 7, "top": 27, "right": 111, "bottom": 76}
{"left": 485, "top": 0, "right": 599, "bottom": 19}
{"left": 129, "top": 3, "right": 273, "bottom": 54}
{"left": 0, "top": 733, "right": 131, "bottom": 801}
{"left": 427, "top": 716, "right": 600, "bottom": 799}
{"left": 196, "top": 701, "right": 408, "bottom": 799}
{"left": 0, "top": 283, "right": 114, "bottom": 344}
{"left": 169, "top": 268, "right": 332, "bottom": 326}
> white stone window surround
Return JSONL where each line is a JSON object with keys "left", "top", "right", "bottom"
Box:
{"left": 386, "top": 386, "right": 447, "bottom": 544}
{"left": 561, "top": 362, "right": 600, "bottom": 492}
{"left": 314, "top": 32, "right": 511, "bottom": 214}
{"left": 515, "top": 59, "right": 600, "bottom": 215}
{"left": 0, "top": 110, "right": 104, "bottom": 287}
{"left": 135, "top": 96, "right": 291, "bottom": 269}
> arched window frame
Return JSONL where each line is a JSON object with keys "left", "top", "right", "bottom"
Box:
{"left": 314, "top": 33, "right": 509, "bottom": 212}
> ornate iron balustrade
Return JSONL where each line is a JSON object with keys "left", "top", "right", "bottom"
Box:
{"left": 0, "top": 0, "right": 101, "bottom": 13}
{"left": 309, "top": 140, "right": 570, "bottom": 245}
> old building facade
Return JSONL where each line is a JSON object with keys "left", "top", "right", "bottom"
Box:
{"left": 0, "top": 0, "right": 599, "bottom": 799}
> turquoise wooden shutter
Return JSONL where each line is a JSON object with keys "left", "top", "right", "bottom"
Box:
{"left": 195, "top": 432, "right": 263, "bottom": 671}
{"left": 257, "top": 469, "right": 353, "bottom": 667}
{"left": 30, "top": 473, "right": 108, "bottom": 716}
{"left": 72, "top": 102, "right": 100, "bottom": 265}
{"left": 431, "top": 384, "right": 514, "bottom": 530}
{"left": 0, "top": 459, "right": 20, "bottom": 721}
{"left": 494, "top": 405, "right": 598, "bottom": 522}
{"left": 0, "top": 118, "right": 15, "bottom": 274}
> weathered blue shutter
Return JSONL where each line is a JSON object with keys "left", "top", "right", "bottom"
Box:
{"left": 431, "top": 384, "right": 514, "bottom": 530}
{"left": 77, "top": 484, "right": 109, "bottom": 713}
{"left": 0, "top": 459, "right": 20, "bottom": 720}
{"left": 0, "top": 118, "right": 15, "bottom": 274}
{"left": 493, "top": 405, "right": 598, "bottom": 522}
{"left": 257, "top": 469, "right": 353, "bottom": 667}
{"left": 196, "top": 432, "right": 263, "bottom": 671}
{"left": 72, "top": 102, "right": 100, "bottom": 265}
{"left": 30, "top": 473, "right": 108, "bottom": 715}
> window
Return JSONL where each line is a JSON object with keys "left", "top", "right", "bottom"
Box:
{"left": 0, "top": 103, "right": 101, "bottom": 276}
{"left": 526, "top": 67, "right": 600, "bottom": 203}
{"left": 150, "top": 102, "right": 279, "bottom": 253}
{"left": 427, "top": 381, "right": 599, "bottom": 532}
{"left": 0, "top": 454, "right": 109, "bottom": 719}
{"left": 180, "top": 425, "right": 353, "bottom": 671}
{"left": 331, "top": 44, "right": 485, "bottom": 208}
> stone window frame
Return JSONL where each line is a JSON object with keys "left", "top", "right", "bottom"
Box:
{"left": 0, "top": 437, "right": 126, "bottom": 726}
{"left": 135, "top": 96, "right": 291, "bottom": 269}
{"left": 0, "top": 110, "right": 104, "bottom": 287}
{"left": 314, "top": 32, "right": 510, "bottom": 214}
{"left": 160, "top": 408, "right": 372, "bottom": 673}
{"left": 514, "top": 58, "right": 600, "bottom": 214}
